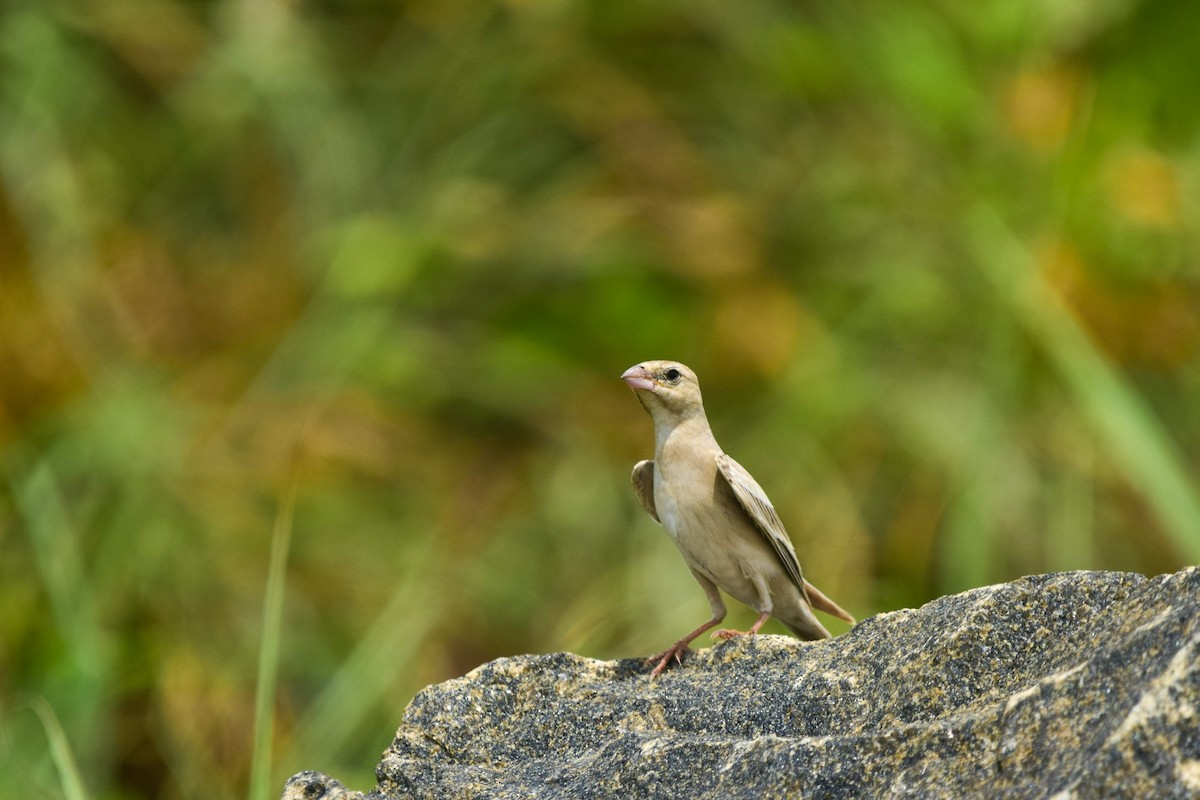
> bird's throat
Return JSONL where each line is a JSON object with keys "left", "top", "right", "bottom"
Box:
{"left": 653, "top": 415, "right": 716, "bottom": 462}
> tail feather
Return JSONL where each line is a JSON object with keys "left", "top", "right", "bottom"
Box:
{"left": 779, "top": 597, "right": 833, "bottom": 640}
{"left": 803, "top": 579, "right": 856, "bottom": 624}
{"left": 782, "top": 615, "right": 832, "bottom": 640}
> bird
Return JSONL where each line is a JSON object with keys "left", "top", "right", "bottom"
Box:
{"left": 621, "top": 360, "right": 855, "bottom": 677}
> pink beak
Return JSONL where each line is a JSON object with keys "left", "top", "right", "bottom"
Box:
{"left": 621, "top": 364, "right": 656, "bottom": 392}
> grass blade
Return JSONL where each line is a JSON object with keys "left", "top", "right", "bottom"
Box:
{"left": 971, "top": 205, "right": 1200, "bottom": 561}
{"left": 248, "top": 480, "right": 297, "bottom": 800}
{"left": 28, "top": 697, "right": 92, "bottom": 800}
{"left": 288, "top": 540, "right": 442, "bottom": 771}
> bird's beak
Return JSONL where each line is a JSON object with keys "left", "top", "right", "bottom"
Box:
{"left": 621, "top": 364, "right": 656, "bottom": 392}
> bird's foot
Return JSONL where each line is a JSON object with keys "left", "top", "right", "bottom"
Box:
{"left": 711, "top": 628, "right": 752, "bottom": 641}
{"left": 713, "top": 613, "right": 770, "bottom": 641}
{"left": 646, "top": 641, "right": 692, "bottom": 678}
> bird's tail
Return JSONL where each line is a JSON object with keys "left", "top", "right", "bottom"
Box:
{"left": 782, "top": 613, "right": 833, "bottom": 641}
{"left": 803, "top": 579, "right": 856, "bottom": 624}
{"left": 780, "top": 580, "right": 856, "bottom": 640}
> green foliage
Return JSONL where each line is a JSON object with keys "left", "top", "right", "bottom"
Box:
{"left": 1, "top": 1, "right": 1197, "bottom": 798}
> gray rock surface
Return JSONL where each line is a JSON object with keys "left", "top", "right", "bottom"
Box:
{"left": 282, "top": 567, "right": 1200, "bottom": 799}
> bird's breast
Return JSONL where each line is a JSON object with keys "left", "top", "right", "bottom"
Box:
{"left": 652, "top": 449, "right": 787, "bottom": 603}
{"left": 652, "top": 456, "right": 723, "bottom": 549}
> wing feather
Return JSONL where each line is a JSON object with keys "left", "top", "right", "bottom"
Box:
{"left": 631, "top": 460, "right": 660, "bottom": 523}
{"left": 715, "top": 453, "right": 807, "bottom": 595}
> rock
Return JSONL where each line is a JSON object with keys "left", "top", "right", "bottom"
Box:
{"left": 282, "top": 567, "right": 1200, "bottom": 799}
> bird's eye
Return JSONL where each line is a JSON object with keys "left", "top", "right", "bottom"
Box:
{"left": 664, "top": 368, "right": 682, "bottom": 382}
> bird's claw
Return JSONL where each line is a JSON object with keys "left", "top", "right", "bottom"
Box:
{"left": 711, "top": 628, "right": 750, "bottom": 641}
{"left": 646, "top": 642, "right": 692, "bottom": 677}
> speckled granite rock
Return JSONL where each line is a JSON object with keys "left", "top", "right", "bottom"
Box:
{"left": 282, "top": 567, "right": 1200, "bottom": 799}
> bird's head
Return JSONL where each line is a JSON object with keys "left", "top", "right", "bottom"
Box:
{"left": 621, "top": 361, "right": 704, "bottom": 421}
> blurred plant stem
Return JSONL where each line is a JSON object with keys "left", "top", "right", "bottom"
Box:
{"left": 249, "top": 480, "right": 296, "bottom": 800}
{"left": 29, "top": 696, "right": 93, "bottom": 800}
{"left": 970, "top": 206, "right": 1200, "bottom": 562}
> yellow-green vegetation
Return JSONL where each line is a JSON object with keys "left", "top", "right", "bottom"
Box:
{"left": 1, "top": 2, "right": 1197, "bottom": 799}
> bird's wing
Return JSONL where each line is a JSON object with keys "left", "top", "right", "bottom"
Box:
{"left": 631, "top": 460, "right": 660, "bottom": 523}
{"left": 715, "top": 453, "right": 808, "bottom": 596}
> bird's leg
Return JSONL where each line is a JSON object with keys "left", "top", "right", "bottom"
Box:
{"left": 713, "top": 610, "right": 771, "bottom": 640}
{"left": 647, "top": 571, "right": 725, "bottom": 677}
{"left": 713, "top": 573, "right": 772, "bottom": 640}
{"left": 647, "top": 615, "right": 723, "bottom": 677}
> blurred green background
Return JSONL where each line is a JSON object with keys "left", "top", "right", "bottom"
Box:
{"left": 2, "top": 0, "right": 1198, "bottom": 798}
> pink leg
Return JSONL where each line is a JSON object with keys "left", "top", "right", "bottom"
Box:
{"left": 646, "top": 615, "right": 724, "bottom": 677}
{"left": 713, "top": 574, "right": 773, "bottom": 641}
{"left": 647, "top": 570, "right": 726, "bottom": 678}
{"left": 713, "top": 610, "right": 771, "bottom": 640}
